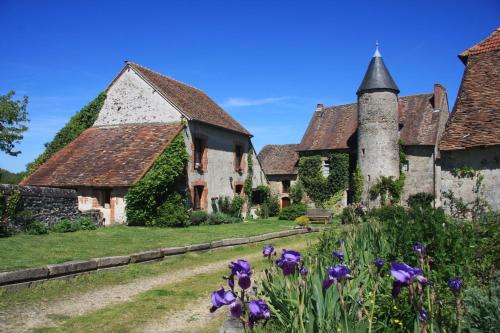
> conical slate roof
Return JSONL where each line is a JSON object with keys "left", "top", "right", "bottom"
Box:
{"left": 357, "top": 47, "right": 400, "bottom": 95}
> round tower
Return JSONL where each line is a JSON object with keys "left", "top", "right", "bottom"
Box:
{"left": 356, "top": 45, "right": 400, "bottom": 206}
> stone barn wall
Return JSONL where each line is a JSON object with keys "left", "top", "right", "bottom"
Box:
{"left": 0, "top": 185, "right": 102, "bottom": 226}
{"left": 402, "top": 146, "right": 437, "bottom": 203}
{"left": 440, "top": 146, "right": 500, "bottom": 212}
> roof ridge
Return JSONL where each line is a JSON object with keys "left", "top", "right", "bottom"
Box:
{"left": 459, "top": 28, "right": 500, "bottom": 58}
{"left": 126, "top": 61, "right": 204, "bottom": 93}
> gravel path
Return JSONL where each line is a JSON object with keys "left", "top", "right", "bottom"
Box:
{"left": 0, "top": 253, "right": 262, "bottom": 333}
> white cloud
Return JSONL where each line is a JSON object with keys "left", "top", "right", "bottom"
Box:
{"left": 222, "top": 96, "right": 290, "bottom": 107}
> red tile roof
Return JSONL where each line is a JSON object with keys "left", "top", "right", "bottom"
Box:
{"left": 298, "top": 93, "right": 447, "bottom": 151}
{"left": 127, "top": 62, "right": 251, "bottom": 136}
{"left": 258, "top": 144, "right": 299, "bottom": 175}
{"left": 21, "top": 123, "right": 184, "bottom": 188}
{"left": 440, "top": 29, "right": 500, "bottom": 151}
{"left": 459, "top": 28, "right": 500, "bottom": 62}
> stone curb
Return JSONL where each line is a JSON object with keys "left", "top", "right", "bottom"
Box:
{"left": 0, "top": 227, "right": 320, "bottom": 288}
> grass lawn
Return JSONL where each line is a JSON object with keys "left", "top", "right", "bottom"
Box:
{"left": 0, "top": 218, "right": 304, "bottom": 271}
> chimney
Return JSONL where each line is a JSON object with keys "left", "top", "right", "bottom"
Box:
{"left": 316, "top": 103, "right": 324, "bottom": 112}
{"left": 433, "top": 84, "right": 446, "bottom": 110}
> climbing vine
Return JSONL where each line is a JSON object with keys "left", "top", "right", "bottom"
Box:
{"left": 125, "top": 133, "right": 189, "bottom": 226}
{"left": 26, "top": 92, "right": 107, "bottom": 175}
{"left": 350, "top": 163, "right": 363, "bottom": 203}
{"left": 244, "top": 150, "right": 253, "bottom": 215}
{"left": 298, "top": 152, "right": 349, "bottom": 207}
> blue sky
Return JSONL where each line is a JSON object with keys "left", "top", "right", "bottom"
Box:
{"left": 1, "top": 0, "right": 499, "bottom": 172}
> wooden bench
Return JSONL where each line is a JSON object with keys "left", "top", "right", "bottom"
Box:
{"left": 306, "top": 208, "right": 333, "bottom": 224}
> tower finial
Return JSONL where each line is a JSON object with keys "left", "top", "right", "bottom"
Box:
{"left": 373, "top": 41, "right": 381, "bottom": 57}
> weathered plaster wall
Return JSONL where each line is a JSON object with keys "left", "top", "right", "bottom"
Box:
{"left": 440, "top": 146, "right": 500, "bottom": 211}
{"left": 94, "top": 67, "right": 182, "bottom": 126}
{"left": 0, "top": 185, "right": 100, "bottom": 227}
{"left": 185, "top": 123, "right": 267, "bottom": 213}
{"left": 267, "top": 175, "right": 297, "bottom": 207}
{"left": 357, "top": 91, "right": 400, "bottom": 205}
{"left": 402, "top": 146, "right": 436, "bottom": 202}
{"left": 77, "top": 187, "right": 127, "bottom": 226}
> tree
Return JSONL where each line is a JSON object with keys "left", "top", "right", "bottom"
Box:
{"left": 0, "top": 91, "right": 29, "bottom": 156}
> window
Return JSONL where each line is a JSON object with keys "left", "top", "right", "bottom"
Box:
{"left": 362, "top": 148, "right": 366, "bottom": 156}
{"left": 97, "top": 189, "right": 111, "bottom": 207}
{"left": 251, "top": 190, "right": 264, "bottom": 205}
{"left": 193, "top": 185, "right": 204, "bottom": 210}
{"left": 235, "top": 184, "right": 244, "bottom": 195}
{"left": 282, "top": 180, "right": 290, "bottom": 193}
{"left": 234, "top": 145, "right": 243, "bottom": 171}
{"left": 194, "top": 138, "right": 204, "bottom": 170}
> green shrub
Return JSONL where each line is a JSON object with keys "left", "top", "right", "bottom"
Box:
{"left": 74, "top": 216, "right": 97, "bottom": 230}
{"left": 150, "top": 193, "right": 190, "bottom": 227}
{"left": 463, "top": 279, "right": 500, "bottom": 332}
{"left": 12, "top": 210, "right": 36, "bottom": 231}
{"left": 267, "top": 194, "right": 280, "bottom": 217}
{"left": 208, "top": 212, "right": 230, "bottom": 225}
{"left": 218, "top": 196, "right": 231, "bottom": 214}
{"left": 230, "top": 196, "right": 245, "bottom": 217}
{"left": 190, "top": 210, "right": 208, "bottom": 226}
{"left": 408, "top": 192, "right": 435, "bottom": 209}
{"left": 289, "top": 182, "right": 304, "bottom": 204}
{"left": 52, "top": 219, "right": 80, "bottom": 233}
{"left": 126, "top": 134, "right": 189, "bottom": 226}
{"left": 256, "top": 203, "right": 269, "bottom": 219}
{"left": 295, "top": 215, "right": 310, "bottom": 227}
{"left": 226, "top": 216, "right": 243, "bottom": 224}
{"left": 340, "top": 205, "right": 364, "bottom": 224}
{"left": 27, "top": 221, "right": 49, "bottom": 235}
{"left": 278, "top": 204, "right": 307, "bottom": 221}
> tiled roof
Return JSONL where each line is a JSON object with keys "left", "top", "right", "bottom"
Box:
{"left": 21, "top": 123, "right": 184, "bottom": 188}
{"left": 298, "top": 103, "right": 358, "bottom": 151}
{"left": 459, "top": 28, "right": 500, "bottom": 62}
{"left": 258, "top": 144, "right": 299, "bottom": 175}
{"left": 127, "top": 62, "right": 251, "bottom": 136}
{"left": 440, "top": 29, "right": 500, "bottom": 151}
{"left": 298, "top": 93, "right": 447, "bottom": 151}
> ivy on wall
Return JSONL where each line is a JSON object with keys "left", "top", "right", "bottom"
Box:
{"left": 26, "top": 92, "right": 107, "bottom": 175}
{"left": 125, "top": 133, "right": 189, "bottom": 226}
{"left": 244, "top": 150, "right": 253, "bottom": 215}
{"left": 298, "top": 152, "right": 349, "bottom": 207}
{"left": 350, "top": 163, "right": 363, "bottom": 204}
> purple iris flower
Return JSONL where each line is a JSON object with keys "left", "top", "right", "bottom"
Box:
{"left": 248, "top": 299, "right": 270, "bottom": 328}
{"left": 210, "top": 288, "right": 236, "bottom": 313}
{"left": 300, "top": 265, "right": 308, "bottom": 277}
{"left": 263, "top": 245, "right": 274, "bottom": 258}
{"left": 228, "top": 259, "right": 252, "bottom": 290}
{"left": 412, "top": 242, "right": 425, "bottom": 254}
{"left": 390, "top": 262, "right": 424, "bottom": 283}
{"left": 333, "top": 251, "right": 344, "bottom": 262}
{"left": 323, "top": 264, "right": 351, "bottom": 289}
{"left": 229, "top": 300, "right": 243, "bottom": 318}
{"left": 390, "top": 262, "right": 426, "bottom": 297}
{"left": 275, "top": 249, "right": 301, "bottom": 276}
{"left": 374, "top": 258, "right": 385, "bottom": 269}
{"left": 448, "top": 277, "right": 463, "bottom": 293}
{"left": 236, "top": 271, "right": 252, "bottom": 290}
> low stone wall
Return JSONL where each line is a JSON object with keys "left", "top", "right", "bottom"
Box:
{"left": 0, "top": 184, "right": 101, "bottom": 227}
{"left": 0, "top": 227, "right": 318, "bottom": 290}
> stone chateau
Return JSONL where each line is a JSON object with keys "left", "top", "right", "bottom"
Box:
{"left": 259, "top": 28, "right": 500, "bottom": 211}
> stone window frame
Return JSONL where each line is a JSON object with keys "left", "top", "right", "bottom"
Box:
{"left": 192, "top": 135, "right": 208, "bottom": 173}
{"left": 191, "top": 180, "right": 208, "bottom": 211}
{"left": 234, "top": 182, "right": 245, "bottom": 196}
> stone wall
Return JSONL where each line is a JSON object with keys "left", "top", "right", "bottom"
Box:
{"left": 185, "top": 122, "right": 268, "bottom": 214}
{"left": 94, "top": 66, "right": 182, "bottom": 126}
{"left": 440, "top": 146, "right": 500, "bottom": 212}
{"left": 402, "top": 146, "right": 436, "bottom": 203}
{"left": 0, "top": 185, "right": 101, "bottom": 226}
